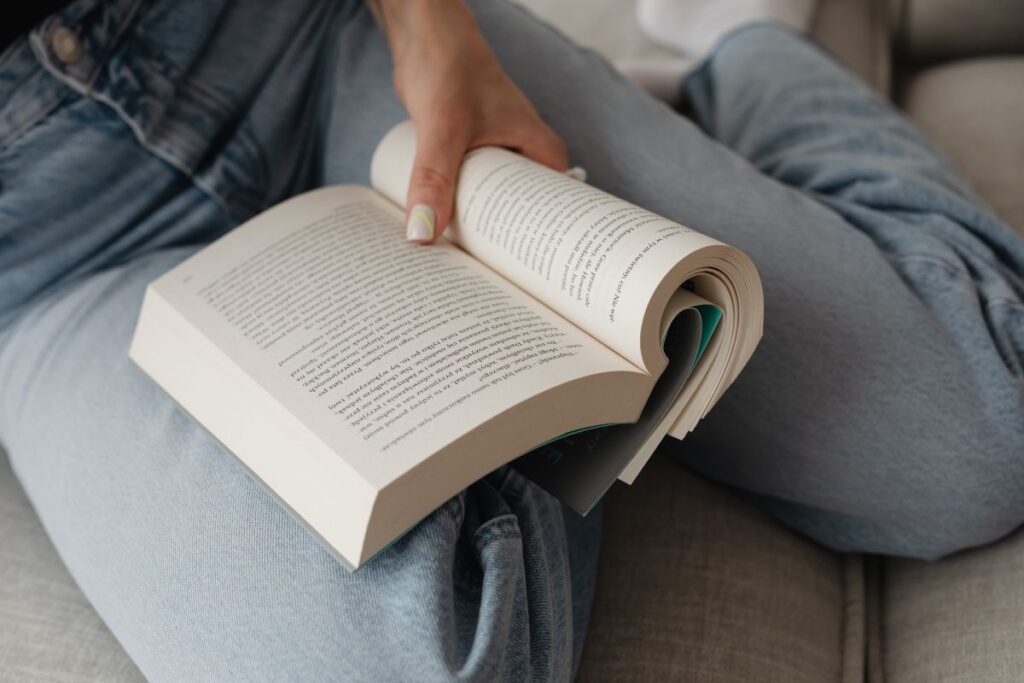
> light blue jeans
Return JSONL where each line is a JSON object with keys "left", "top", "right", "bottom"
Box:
{"left": 1, "top": 0, "right": 1022, "bottom": 679}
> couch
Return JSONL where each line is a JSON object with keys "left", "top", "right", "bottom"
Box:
{"left": 2, "top": 0, "right": 1022, "bottom": 679}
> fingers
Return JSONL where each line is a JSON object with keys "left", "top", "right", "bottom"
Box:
{"left": 404, "top": 117, "right": 569, "bottom": 245}
{"left": 405, "top": 126, "right": 465, "bottom": 244}
{"left": 515, "top": 121, "right": 570, "bottom": 172}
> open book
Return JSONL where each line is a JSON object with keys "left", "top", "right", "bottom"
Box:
{"left": 130, "top": 121, "right": 763, "bottom": 569}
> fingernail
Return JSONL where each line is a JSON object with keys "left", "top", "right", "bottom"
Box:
{"left": 406, "top": 204, "right": 435, "bottom": 242}
{"left": 566, "top": 166, "right": 587, "bottom": 182}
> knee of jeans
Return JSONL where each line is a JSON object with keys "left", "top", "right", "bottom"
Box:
{"left": 883, "top": 431, "right": 1024, "bottom": 560}
{"left": 741, "top": 416, "right": 1024, "bottom": 560}
{"left": 911, "top": 504, "right": 1023, "bottom": 561}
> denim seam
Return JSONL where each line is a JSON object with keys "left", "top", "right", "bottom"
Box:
{"left": 44, "top": 0, "right": 145, "bottom": 94}
{"left": 0, "top": 91, "right": 67, "bottom": 151}
{"left": 473, "top": 514, "right": 521, "bottom": 546}
{"left": 34, "top": 55, "right": 237, "bottom": 220}
{"left": 475, "top": 530, "right": 522, "bottom": 547}
{"left": 0, "top": 38, "right": 77, "bottom": 150}
{"left": 115, "top": 40, "right": 267, "bottom": 219}
{"left": 476, "top": 528, "right": 521, "bottom": 541}
{"left": 27, "top": 12, "right": 259, "bottom": 223}
{"left": 53, "top": 71, "right": 234, "bottom": 220}
{"left": 1, "top": 41, "right": 42, "bottom": 96}
{"left": 86, "top": 0, "right": 144, "bottom": 92}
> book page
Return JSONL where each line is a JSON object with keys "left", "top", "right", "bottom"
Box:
{"left": 514, "top": 299, "right": 705, "bottom": 513}
{"left": 372, "top": 122, "right": 730, "bottom": 374}
{"left": 148, "top": 185, "right": 647, "bottom": 490}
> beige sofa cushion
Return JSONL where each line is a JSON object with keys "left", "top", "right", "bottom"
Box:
{"left": 0, "top": 452, "right": 143, "bottom": 681}
{"left": 900, "top": 57, "right": 1024, "bottom": 235}
{"left": 579, "top": 453, "right": 864, "bottom": 683}
{"left": 2, "top": 442, "right": 861, "bottom": 683}
{"left": 812, "top": 0, "right": 893, "bottom": 94}
{"left": 882, "top": 528, "right": 1024, "bottom": 682}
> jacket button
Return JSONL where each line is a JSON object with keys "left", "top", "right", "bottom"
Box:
{"left": 51, "top": 27, "right": 83, "bottom": 65}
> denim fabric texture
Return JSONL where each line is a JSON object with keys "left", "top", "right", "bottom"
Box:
{"left": 0, "top": 0, "right": 1021, "bottom": 679}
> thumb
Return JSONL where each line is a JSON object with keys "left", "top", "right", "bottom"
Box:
{"left": 405, "top": 128, "right": 464, "bottom": 244}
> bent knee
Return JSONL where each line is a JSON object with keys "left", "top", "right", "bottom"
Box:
{"left": 879, "top": 433, "right": 1024, "bottom": 559}
{"left": 861, "top": 389, "right": 1024, "bottom": 559}
{"left": 758, "top": 422, "right": 1024, "bottom": 560}
{"left": 902, "top": 492, "right": 1024, "bottom": 560}
{"left": 774, "top": 492, "right": 1024, "bottom": 562}
{"left": 864, "top": 448, "right": 1023, "bottom": 560}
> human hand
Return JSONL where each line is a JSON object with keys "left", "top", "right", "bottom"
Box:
{"left": 370, "top": 0, "right": 569, "bottom": 243}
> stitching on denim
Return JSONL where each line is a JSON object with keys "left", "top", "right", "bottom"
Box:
{"left": 104, "top": 22, "right": 263, "bottom": 219}
{"left": 1, "top": 41, "right": 49, "bottom": 101}
{"left": 0, "top": 35, "right": 77, "bottom": 150}
{"left": 472, "top": 513, "right": 521, "bottom": 547}
{"left": 25, "top": 8, "right": 259, "bottom": 222}
{"left": 0, "top": 94, "right": 67, "bottom": 151}
{"left": 475, "top": 529, "right": 522, "bottom": 547}
{"left": 75, "top": 0, "right": 144, "bottom": 93}
{"left": 36, "top": 54, "right": 237, "bottom": 219}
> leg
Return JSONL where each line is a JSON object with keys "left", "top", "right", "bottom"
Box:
{"left": 678, "top": 25, "right": 1024, "bottom": 556}
{"left": 0, "top": 9, "right": 596, "bottom": 679}
{"left": 0, "top": 246, "right": 598, "bottom": 680}
{"left": 4, "top": 9, "right": 1019, "bottom": 682}
{"left": 331, "top": 4, "right": 1024, "bottom": 559}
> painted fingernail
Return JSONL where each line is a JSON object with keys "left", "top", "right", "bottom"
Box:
{"left": 406, "top": 204, "right": 435, "bottom": 242}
